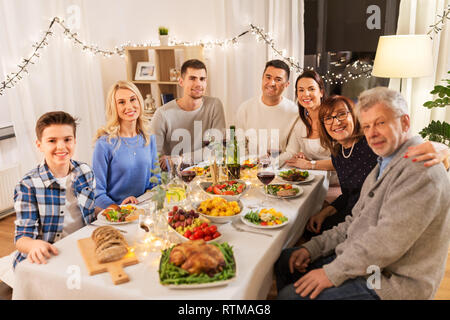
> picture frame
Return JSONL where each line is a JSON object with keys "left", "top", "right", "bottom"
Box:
{"left": 135, "top": 62, "right": 156, "bottom": 80}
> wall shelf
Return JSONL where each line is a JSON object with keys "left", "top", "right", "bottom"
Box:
{"left": 125, "top": 45, "right": 204, "bottom": 110}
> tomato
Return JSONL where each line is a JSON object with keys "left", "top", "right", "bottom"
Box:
{"left": 236, "top": 184, "right": 244, "bottom": 193}
{"left": 193, "top": 226, "right": 201, "bottom": 233}
{"left": 228, "top": 181, "right": 237, "bottom": 185}
{"left": 184, "top": 230, "right": 192, "bottom": 238}
{"left": 201, "top": 222, "right": 209, "bottom": 229}
{"left": 204, "top": 235, "right": 212, "bottom": 241}
{"left": 208, "top": 225, "right": 217, "bottom": 233}
{"left": 194, "top": 230, "right": 203, "bottom": 239}
{"left": 204, "top": 228, "right": 212, "bottom": 236}
{"left": 284, "top": 184, "right": 292, "bottom": 189}
{"left": 189, "top": 235, "right": 195, "bottom": 240}
{"left": 213, "top": 187, "right": 222, "bottom": 195}
{"left": 223, "top": 190, "right": 235, "bottom": 195}
{"left": 261, "top": 221, "right": 268, "bottom": 226}
{"left": 217, "top": 184, "right": 227, "bottom": 190}
{"left": 213, "top": 231, "right": 221, "bottom": 239}
{"left": 206, "top": 186, "right": 213, "bottom": 193}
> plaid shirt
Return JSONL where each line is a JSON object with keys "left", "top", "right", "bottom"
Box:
{"left": 13, "top": 159, "right": 96, "bottom": 268}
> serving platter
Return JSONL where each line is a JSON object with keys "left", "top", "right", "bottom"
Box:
{"left": 159, "top": 242, "right": 236, "bottom": 289}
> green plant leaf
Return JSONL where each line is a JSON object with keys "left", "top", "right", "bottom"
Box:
{"left": 419, "top": 120, "right": 450, "bottom": 147}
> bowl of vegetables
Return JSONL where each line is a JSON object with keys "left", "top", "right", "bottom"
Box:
{"left": 199, "top": 180, "right": 248, "bottom": 201}
{"left": 195, "top": 198, "right": 243, "bottom": 224}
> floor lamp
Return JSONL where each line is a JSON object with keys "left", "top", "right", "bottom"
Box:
{"left": 372, "top": 35, "right": 433, "bottom": 109}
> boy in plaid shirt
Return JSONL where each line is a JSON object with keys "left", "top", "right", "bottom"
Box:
{"left": 13, "top": 111, "right": 96, "bottom": 268}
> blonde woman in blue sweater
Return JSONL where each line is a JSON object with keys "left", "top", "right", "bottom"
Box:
{"left": 92, "top": 81, "right": 159, "bottom": 209}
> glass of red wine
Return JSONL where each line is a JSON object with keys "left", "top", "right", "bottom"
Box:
{"left": 257, "top": 157, "right": 275, "bottom": 206}
{"left": 178, "top": 155, "right": 197, "bottom": 209}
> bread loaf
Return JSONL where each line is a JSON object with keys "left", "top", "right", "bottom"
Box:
{"left": 92, "top": 226, "right": 128, "bottom": 263}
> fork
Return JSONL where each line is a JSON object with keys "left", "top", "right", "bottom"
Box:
{"left": 231, "top": 221, "right": 273, "bottom": 237}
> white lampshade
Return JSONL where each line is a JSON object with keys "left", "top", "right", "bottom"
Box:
{"left": 372, "top": 35, "right": 433, "bottom": 78}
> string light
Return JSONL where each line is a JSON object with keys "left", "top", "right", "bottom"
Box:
{"left": 2, "top": 7, "right": 448, "bottom": 96}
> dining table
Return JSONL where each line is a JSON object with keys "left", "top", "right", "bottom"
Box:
{"left": 12, "top": 169, "right": 330, "bottom": 300}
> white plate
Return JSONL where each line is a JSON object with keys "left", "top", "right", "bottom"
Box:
{"left": 277, "top": 170, "right": 315, "bottom": 184}
{"left": 195, "top": 199, "right": 244, "bottom": 224}
{"left": 240, "top": 211, "right": 289, "bottom": 229}
{"left": 261, "top": 184, "right": 303, "bottom": 199}
{"left": 97, "top": 205, "right": 140, "bottom": 225}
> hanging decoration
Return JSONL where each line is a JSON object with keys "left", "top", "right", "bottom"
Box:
{"left": 1, "top": 5, "right": 449, "bottom": 96}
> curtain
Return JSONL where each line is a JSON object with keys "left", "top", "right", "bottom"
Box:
{"left": 0, "top": 0, "right": 105, "bottom": 174}
{"left": 199, "top": 0, "right": 304, "bottom": 126}
{"left": 0, "top": 0, "right": 304, "bottom": 172}
{"left": 391, "top": 0, "right": 450, "bottom": 136}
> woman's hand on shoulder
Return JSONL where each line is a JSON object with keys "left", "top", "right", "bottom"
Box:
{"left": 404, "top": 141, "right": 450, "bottom": 170}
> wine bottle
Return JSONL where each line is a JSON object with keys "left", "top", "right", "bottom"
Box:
{"left": 226, "top": 125, "right": 240, "bottom": 180}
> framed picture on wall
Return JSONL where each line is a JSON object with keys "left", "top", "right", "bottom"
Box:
{"left": 135, "top": 62, "right": 156, "bottom": 80}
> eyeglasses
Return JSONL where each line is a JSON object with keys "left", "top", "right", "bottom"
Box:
{"left": 323, "top": 111, "right": 350, "bottom": 125}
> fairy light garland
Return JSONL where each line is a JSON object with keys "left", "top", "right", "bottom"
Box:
{"left": 1, "top": 7, "right": 448, "bottom": 96}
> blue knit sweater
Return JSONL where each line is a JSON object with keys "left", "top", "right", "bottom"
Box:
{"left": 92, "top": 134, "right": 159, "bottom": 208}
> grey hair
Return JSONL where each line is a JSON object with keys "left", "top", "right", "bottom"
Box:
{"left": 356, "top": 87, "right": 409, "bottom": 118}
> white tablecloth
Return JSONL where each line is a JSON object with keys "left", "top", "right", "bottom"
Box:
{"left": 12, "top": 171, "right": 329, "bottom": 300}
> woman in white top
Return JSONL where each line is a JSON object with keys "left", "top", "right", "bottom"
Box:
{"left": 279, "top": 70, "right": 334, "bottom": 171}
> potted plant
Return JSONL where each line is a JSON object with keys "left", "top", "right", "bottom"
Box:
{"left": 419, "top": 70, "right": 450, "bottom": 147}
{"left": 158, "top": 26, "right": 169, "bottom": 46}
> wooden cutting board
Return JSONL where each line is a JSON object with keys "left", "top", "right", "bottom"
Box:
{"left": 77, "top": 237, "right": 139, "bottom": 285}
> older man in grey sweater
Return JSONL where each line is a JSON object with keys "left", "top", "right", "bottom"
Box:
{"left": 276, "top": 87, "right": 450, "bottom": 300}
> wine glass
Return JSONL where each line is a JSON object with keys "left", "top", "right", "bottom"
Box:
{"left": 178, "top": 155, "right": 197, "bottom": 209}
{"left": 257, "top": 157, "right": 275, "bottom": 207}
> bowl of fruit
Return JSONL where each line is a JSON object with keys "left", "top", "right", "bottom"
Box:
{"left": 199, "top": 180, "right": 248, "bottom": 201}
{"left": 167, "top": 206, "right": 222, "bottom": 243}
{"left": 195, "top": 198, "right": 243, "bottom": 224}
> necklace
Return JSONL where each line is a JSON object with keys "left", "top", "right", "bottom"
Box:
{"left": 341, "top": 140, "right": 356, "bottom": 159}
{"left": 122, "top": 135, "right": 140, "bottom": 156}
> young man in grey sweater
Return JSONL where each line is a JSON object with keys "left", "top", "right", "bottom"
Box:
{"left": 275, "top": 87, "right": 450, "bottom": 300}
{"left": 150, "top": 59, "right": 226, "bottom": 167}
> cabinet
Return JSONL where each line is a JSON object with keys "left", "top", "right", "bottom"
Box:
{"left": 124, "top": 45, "right": 204, "bottom": 115}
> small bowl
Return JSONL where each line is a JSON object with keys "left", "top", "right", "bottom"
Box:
{"left": 199, "top": 180, "right": 249, "bottom": 202}
{"left": 194, "top": 199, "right": 244, "bottom": 224}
